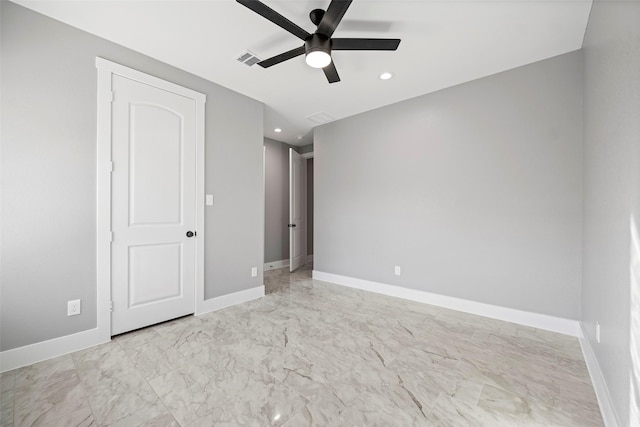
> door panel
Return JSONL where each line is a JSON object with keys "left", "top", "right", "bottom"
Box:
{"left": 111, "top": 74, "right": 196, "bottom": 335}
{"left": 129, "top": 104, "right": 183, "bottom": 226}
{"left": 129, "top": 243, "right": 182, "bottom": 307}
{"left": 289, "top": 149, "right": 306, "bottom": 272}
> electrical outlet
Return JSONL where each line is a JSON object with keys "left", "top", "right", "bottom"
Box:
{"left": 67, "top": 299, "right": 81, "bottom": 316}
{"left": 394, "top": 266, "right": 401, "bottom": 276}
{"left": 596, "top": 322, "right": 601, "bottom": 343}
{"left": 251, "top": 267, "right": 258, "bottom": 277}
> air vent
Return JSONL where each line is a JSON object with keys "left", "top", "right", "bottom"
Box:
{"left": 306, "top": 111, "right": 335, "bottom": 124}
{"left": 236, "top": 50, "right": 261, "bottom": 67}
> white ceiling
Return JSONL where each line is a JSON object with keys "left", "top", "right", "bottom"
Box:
{"left": 14, "top": 0, "right": 592, "bottom": 146}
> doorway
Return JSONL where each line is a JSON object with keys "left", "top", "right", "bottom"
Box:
{"left": 96, "top": 58, "right": 206, "bottom": 337}
{"left": 263, "top": 140, "right": 313, "bottom": 291}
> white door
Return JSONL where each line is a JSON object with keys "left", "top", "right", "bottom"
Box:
{"left": 111, "top": 74, "right": 197, "bottom": 335}
{"left": 289, "top": 149, "right": 307, "bottom": 272}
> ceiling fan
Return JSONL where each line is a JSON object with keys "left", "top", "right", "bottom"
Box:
{"left": 236, "top": 0, "right": 401, "bottom": 83}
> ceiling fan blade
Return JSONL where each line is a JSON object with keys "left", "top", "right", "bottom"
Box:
{"left": 236, "top": 0, "right": 310, "bottom": 41}
{"left": 332, "top": 38, "right": 401, "bottom": 51}
{"left": 258, "top": 45, "right": 306, "bottom": 68}
{"left": 316, "top": 0, "right": 352, "bottom": 38}
{"left": 323, "top": 61, "right": 341, "bottom": 83}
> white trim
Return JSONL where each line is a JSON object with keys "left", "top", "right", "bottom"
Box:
{"left": 264, "top": 259, "right": 290, "bottom": 271}
{"left": 95, "top": 58, "right": 113, "bottom": 345}
{"left": 95, "top": 58, "right": 206, "bottom": 102}
{"left": 262, "top": 146, "right": 267, "bottom": 269}
{"left": 193, "top": 69, "right": 207, "bottom": 317}
{"left": 312, "top": 271, "right": 579, "bottom": 336}
{"left": 196, "top": 286, "right": 265, "bottom": 316}
{"left": 0, "top": 328, "right": 109, "bottom": 373}
{"left": 301, "top": 151, "right": 314, "bottom": 159}
{"left": 578, "top": 322, "right": 621, "bottom": 427}
{"left": 95, "top": 57, "right": 207, "bottom": 338}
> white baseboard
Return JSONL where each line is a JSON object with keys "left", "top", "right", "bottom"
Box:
{"left": 196, "top": 285, "right": 264, "bottom": 316}
{"left": 264, "top": 259, "right": 289, "bottom": 271}
{"left": 578, "top": 323, "right": 621, "bottom": 427}
{"left": 264, "top": 257, "right": 313, "bottom": 270}
{"left": 0, "top": 328, "right": 109, "bottom": 373}
{"left": 2, "top": 286, "right": 265, "bottom": 373}
{"left": 312, "top": 271, "right": 579, "bottom": 336}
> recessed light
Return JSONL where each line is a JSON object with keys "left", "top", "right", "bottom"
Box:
{"left": 379, "top": 72, "right": 394, "bottom": 80}
{"left": 297, "top": 136, "right": 303, "bottom": 140}
{"left": 274, "top": 128, "right": 282, "bottom": 133}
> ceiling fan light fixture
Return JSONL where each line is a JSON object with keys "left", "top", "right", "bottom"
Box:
{"left": 306, "top": 50, "right": 332, "bottom": 68}
{"left": 305, "top": 33, "right": 332, "bottom": 69}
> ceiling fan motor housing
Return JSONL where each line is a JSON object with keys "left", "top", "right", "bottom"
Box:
{"left": 305, "top": 33, "right": 332, "bottom": 56}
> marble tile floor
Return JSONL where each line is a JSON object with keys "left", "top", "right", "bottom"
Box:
{"left": 0, "top": 268, "right": 603, "bottom": 426}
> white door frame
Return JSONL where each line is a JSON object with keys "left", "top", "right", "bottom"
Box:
{"left": 96, "top": 57, "right": 206, "bottom": 341}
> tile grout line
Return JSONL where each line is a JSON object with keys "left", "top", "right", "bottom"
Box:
{"left": 69, "top": 355, "right": 100, "bottom": 427}
{"left": 115, "top": 329, "right": 184, "bottom": 426}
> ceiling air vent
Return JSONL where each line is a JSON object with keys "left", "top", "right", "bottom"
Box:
{"left": 306, "top": 111, "right": 335, "bottom": 125}
{"left": 236, "top": 50, "right": 261, "bottom": 67}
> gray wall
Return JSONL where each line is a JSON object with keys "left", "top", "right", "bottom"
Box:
{"left": 264, "top": 138, "right": 295, "bottom": 264}
{"left": 582, "top": 1, "right": 640, "bottom": 424}
{"left": 1, "top": 2, "right": 264, "bottom": 351}
{"left": 315, "top": 52, "right": 583, "bottom": 319}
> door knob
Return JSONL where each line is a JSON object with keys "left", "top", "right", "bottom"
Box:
{"left": 186, "top": 231, "right": 196, "bottom": 238}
